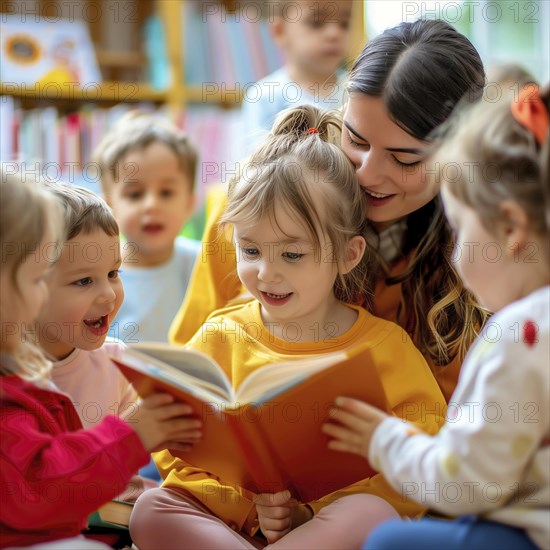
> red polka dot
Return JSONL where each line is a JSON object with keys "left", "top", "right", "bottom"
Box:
{"left": 523, "top": 321, "right": 538, "bottom": 347}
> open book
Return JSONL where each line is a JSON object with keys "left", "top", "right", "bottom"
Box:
{"left": 111, "top": 342, "right": 388, "bottom": 502}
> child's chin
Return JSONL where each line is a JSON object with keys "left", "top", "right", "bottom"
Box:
{"left": 80, "top": 330, "right": 110, "bottom": 349}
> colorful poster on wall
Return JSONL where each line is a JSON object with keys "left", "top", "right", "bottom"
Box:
{"left": 0, "top": 15, "right": 101, "bottom": 87}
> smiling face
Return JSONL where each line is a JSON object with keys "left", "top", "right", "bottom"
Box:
{"left": 36, "top": 229, "right": 124, "bottom": 360}
{"left": 234, "top": 199, "right": 344, "bottom": 336}
{"left": 108, "top": 141, "right": 195, "bottom": 267}
{"left": 341, "top": 94, "right": 437, "bottom": 230}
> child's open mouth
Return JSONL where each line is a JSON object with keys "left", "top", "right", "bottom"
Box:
{"left": 83, "top": 315, "right": 109, "bottom": 337}
{"left": 260, "top": 291, "right": 293, "bottom": 306}
{"left": 143, "top": 223, "right": 164, "bottom": 235}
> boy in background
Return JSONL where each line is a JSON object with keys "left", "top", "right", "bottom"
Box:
{"left": 241, "top": 0, "right": 353, "bottom": 155}
{"left": 94, "top": 112, "right": 200, "bottom": 344}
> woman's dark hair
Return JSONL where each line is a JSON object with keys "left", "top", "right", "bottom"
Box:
{"left": 348, "top": 19, "right": 485, "bottom": 139}
{"left": 348, "top": 20, "right": 488, "bottom": 368}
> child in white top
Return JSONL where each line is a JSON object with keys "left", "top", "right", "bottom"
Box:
{"left": 324, "top": 85, "right": 550, "bottom": 550}
{"left": 94, "top": 111, "right": 200, "bottom": 343}
{"left": 241, "top": 0, "right": 353, "bottom": 155}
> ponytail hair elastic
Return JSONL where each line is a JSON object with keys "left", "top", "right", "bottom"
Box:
{"left": 307, "top": 127, "right": 319, "bottom": 135}
{"left": 511, "top": 84, "right": 549, "bottom": 145}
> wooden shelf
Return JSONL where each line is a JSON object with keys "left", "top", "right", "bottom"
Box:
{"left": 0, "top": 0, "right": 366, "bottom": 111}
{"left": 186, "top": 85, "right": 243, "bottom": 106}
{"left": 0, "top": 81, "right": 167, "bottom": 103}
{"left": 0, "top": 82, "right": 247, "bottom": 107}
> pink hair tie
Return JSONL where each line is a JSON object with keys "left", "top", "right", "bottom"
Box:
{"left": 307, "top": 127, "right": 319, "bottom": 135}
{"left": 511, "top": 84, "right": 549, "bottom": 145}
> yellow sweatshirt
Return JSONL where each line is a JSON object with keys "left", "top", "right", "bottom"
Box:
{"left": 157, "top": 301, "right": 447, "bottom": 534}
{"left": 170, "top": 194, "right": 462, "bottom": 401}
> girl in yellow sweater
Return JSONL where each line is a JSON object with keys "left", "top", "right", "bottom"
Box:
{"left": 169, "top": 20, "right": 489, "bottom": 404}
{"left": 130, "top": 105, "right": 447, "bottom": 549}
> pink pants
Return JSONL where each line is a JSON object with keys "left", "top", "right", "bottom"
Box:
{"left": 130, "top": 488, "right": 399, "bottom": 550}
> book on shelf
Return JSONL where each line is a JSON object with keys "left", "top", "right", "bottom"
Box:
{"left": 110, "top": 341, "right": 388, "bottom": 503}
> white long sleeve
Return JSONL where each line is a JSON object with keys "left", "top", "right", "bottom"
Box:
{"left": 370, "top": 286, "right": 550, "bottom": 549}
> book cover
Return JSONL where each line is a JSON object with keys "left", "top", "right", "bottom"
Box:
{"left": 206, "top": 9, "right": 235, "bottom": 85}
{"left": 111, "top": 342, "right": 388, "bottom": 502}
{"left": 226, "top": 17, "right": 256, "bottom": 85}
{"left": 88, "top": 500, "right": 133, "bottom": 530}
{"left": 182, "top": 2, "right": 210, "bottom": 85}
{"left": 0, "top": 15, "right": 101, "bottom": 87}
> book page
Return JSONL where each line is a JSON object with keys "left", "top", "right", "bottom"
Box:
{"left": 236, "top": 350, "right": 348, "bottom": 404}
{"left": 119, "top": 344, "right": 234, "bottom": 402}
{"left": 172, "top": 345, "right": 388, "bottom": 501}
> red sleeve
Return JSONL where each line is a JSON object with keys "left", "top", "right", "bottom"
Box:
{"left": 0, "top": 410, "right": 149, "bottom": 531}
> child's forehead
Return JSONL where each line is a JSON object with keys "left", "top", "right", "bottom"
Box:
{"left": 57, "top": 230, "right": 121, "bottom": 267}
{"left": 234, "top": 201, "right": 327, "bottom": 244}
{"left": 292, "top": 0, "right": 352, "bottom": 18}
{"left": 116, "top": 142, "right": 191, "bottom": 180}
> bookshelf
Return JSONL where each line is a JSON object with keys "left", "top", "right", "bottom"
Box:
{"left": 0, "top": 0, "right": 366, "bottom": 109}
{"left": 0, "top": 0, "right": 366, "bottom": 236}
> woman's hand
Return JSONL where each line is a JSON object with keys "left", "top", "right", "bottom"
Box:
{"left": 253, "top": 490, "right": 313, "bottom": 544}
{"left": 322, "top": 397, "right": 389, "bottom": 461}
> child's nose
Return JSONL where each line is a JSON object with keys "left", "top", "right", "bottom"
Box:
{"left": 144, "top": 193, "right": 160, "bottom": 210}
{"left": 257, "top": 260, "right": 281, "bottom": 283}
{"left": 97, "top": 280, "right": 117, "bottom": 304}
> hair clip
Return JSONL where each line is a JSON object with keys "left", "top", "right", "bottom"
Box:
{"left": 511, "top": 84, "right": 549, "bottom": 145}
{"left": 307, "top": 127, "right": 319, "bottom": 135}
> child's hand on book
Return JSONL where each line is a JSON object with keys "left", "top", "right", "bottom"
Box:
{"left": 253, "top": 490, "right": 313, "bottom": 543}
{"left": 322, "top": 397, "right": 388, "bottom": 461}
{"left": 126, "top": 393, "right": 202, "bottom": 453}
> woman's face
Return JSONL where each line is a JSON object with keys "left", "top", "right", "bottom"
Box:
{"left": 341, "top": 93, "right": 437, "bottom": 230}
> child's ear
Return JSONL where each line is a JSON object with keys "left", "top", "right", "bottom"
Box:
{"left": 270, "top": 16, "right": 286, "bottom": 47}
{"left": 499, "top": 199, "right": 529, "bottom": 254}
{"left": 341, "top": 236, "right": 366, "bottom": 275}
{"left": 183, "top": 193, "right": 197, "bottom": 225}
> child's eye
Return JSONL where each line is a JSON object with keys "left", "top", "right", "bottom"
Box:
{"left": 283, "top": 252, "right": 304, "bottom": 262}
{"left": 74, "top": 277, "right": 92, "bottom": 287}
{"left": 240, "top": 247, "right": 259, "bottom": 258}
{"left": 108, "top": 270, "right": 120, "bottom": 280}
{"left": 125, "top": 191, "right": 143, "bottom": 200}
{"left": 160, "top": 189, "right": 174, "bottom": 198}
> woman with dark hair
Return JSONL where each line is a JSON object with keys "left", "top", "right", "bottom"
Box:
{"left": 154, "top": 20, "right": 490, "bottom": 547}
{"left": 171, "top": 19, "right": 488, "bottom": 402}
{"left": 341, "top": 19, "right": 488, "bottom": 401}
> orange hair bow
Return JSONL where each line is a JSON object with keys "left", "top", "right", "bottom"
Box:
{"left": 511, "top": 84, "right": 549, "bottom": 145}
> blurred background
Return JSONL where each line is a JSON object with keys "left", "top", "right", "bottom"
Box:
{"left": 1, "top": 0, "right": 548, "bottom": 238}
